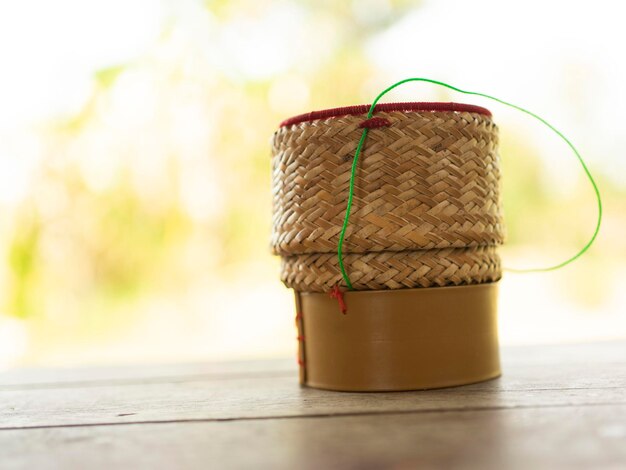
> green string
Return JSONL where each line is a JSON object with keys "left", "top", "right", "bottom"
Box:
{"left": 337, "top": 77, "right": 603, "bottom": 290}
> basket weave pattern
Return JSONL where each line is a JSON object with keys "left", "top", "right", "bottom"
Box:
{"left": 282, "top": 246, "right": 501, "bottom": 292}
{"left": 271, "top": 109, "right": 504, "bottom": 292}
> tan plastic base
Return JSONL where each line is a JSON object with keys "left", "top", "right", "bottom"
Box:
{"left": 295, "top": 283, "right": 500, "bottom": 392}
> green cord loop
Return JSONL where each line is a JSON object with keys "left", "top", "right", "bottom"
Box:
{"left": 337, "top": 77, "right": 603, "bottom": 290}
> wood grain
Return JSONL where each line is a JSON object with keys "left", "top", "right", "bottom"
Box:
{"left": 1, "top": 405, "right": 625, "bottom": 470}
{"left": 0, "top": 341, "right": 624, "bottom": 469}
{"left": 0, "top": 359, "right": 294, "bottom": 388}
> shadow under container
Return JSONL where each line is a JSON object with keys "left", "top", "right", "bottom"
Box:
{"left": 271, "top": 102, "right": 505, "bottom": 391}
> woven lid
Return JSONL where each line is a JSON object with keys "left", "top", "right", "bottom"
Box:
{"left": 271, "top": 102, "right": 503, "bottom": 291}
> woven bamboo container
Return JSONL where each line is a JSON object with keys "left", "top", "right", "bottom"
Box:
{"left": 271, "top": 102, "right": 505, "bottom": 391}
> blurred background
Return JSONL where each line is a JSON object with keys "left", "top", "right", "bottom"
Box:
{"left": 1, "top": 0, "right": 624, "bottom": 368}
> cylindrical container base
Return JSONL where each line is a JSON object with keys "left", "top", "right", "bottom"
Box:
{"left": 295, "top": 283, "right": 500, "bottom": 392}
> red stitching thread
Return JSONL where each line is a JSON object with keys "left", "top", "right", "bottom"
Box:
{"left": 296, "top": 335, "right": 305, "bottom": 342}
{"left": 279, "top": 102, "right": 491, "bottom": 127}
{"left": 359, "top": 117, "right": 391, "bottom": 129}
{"left": 297, "top": 358, "right": 305, "bottom": 366}
{"left": 329, "top": 285, "right": 347, "bottom": 314}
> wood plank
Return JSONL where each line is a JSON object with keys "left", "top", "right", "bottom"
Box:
{"left": 0, "top": 359, "right": 295, "bottom": 389}
{"left": 1, "top": 345, "right": 624, "bottom": 429}
{"left": 1, "top": 341, "right": 623, "bottom": 389}
{"left": 1, "top": 404, "right": 625, "bottom": 469}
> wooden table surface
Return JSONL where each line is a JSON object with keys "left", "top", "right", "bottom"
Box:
{"left": 1, "top": 341, "right": 625, "bottom": 469}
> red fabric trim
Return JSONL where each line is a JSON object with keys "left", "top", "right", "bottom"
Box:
{"left": 279, "top": 102, "right": 491, "bottom": 127}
